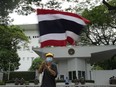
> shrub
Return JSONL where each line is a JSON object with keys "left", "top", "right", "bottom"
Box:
{"left": 0, "top": 80, "right": 5, "bottom": 85}
{"left": 3, "top": 71, "right": 35, "bottom": 81}
{"left": 25, "top": 81, "right": 29, "bottom": 85}
{"left": 34, "top": 79, "right": 39, "bottom": 85}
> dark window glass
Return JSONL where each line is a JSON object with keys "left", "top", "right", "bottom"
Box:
{"left": 78, "top": 71, "right": 81, "bottom": 79}
{"left": 68, "top": 71, "right": 72, "bottom": 80}
{"left": 60, "top": 75, "right": 64, "bottom": 80}
{"left": 73, "top": 71, "right": 76, "bottom": 80}
{"left": 82, "top": 71, "right": 85, "bottom": 79}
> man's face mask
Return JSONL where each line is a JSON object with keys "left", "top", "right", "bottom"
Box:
{"left": 45, "top": 57, "right": 53, "bottom": 63}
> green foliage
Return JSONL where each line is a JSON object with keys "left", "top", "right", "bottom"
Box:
{"left": 15, "top": 0, "right": 62, "bottom": 16}
{"left": 0, "top": 0, "right": 103, "bottom": 24}
{"left": 0, "top": 0, "right": 20, "bottom": 24}
{"left": 93, "top": 55, "right": 116, "bottom": 70}
{"left": 25, "top": 81, "right": 29, "bottom": 85}
{"left": 0, "top": 80, "right": 5, "bottom": 85}
{"left": 29, "top": 57, "right": 44, "bottom": 71}
{"left": 0, "top": 25, "right": 29, "bottom": 71}
{"left": 81, "top": 0, "right": 116, "bottom": 46}
{"left": 82, "top": 0, "right": 116, "bottom": 27}
{"left": 3, "top": 71, "right": 35, "bottom": 81}
{"left": 91, "top": 65, "right": 104, "bottom": 70}
{"left": 82, "top": 6, "right": 111, "bottom": 26}
{"left": 0, "top": 0, "right": 20, "bottom": 17}
{"left": 81, "top": 0, "right": 116, "bottom": 69}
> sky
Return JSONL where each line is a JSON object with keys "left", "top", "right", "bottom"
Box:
{"left": 9, "top": 12, "right": 38, "bottom": 25}
{"left": 9, "top": 0, "right": 79, "bottom": 25}
{"left": 9, "top": 0, "right": 101, "bottom": 25}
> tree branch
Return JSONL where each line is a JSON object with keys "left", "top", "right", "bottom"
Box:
{"left": 102, "top": 0, "right": 116, "bottom": 10}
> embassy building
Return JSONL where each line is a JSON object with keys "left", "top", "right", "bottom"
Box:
{"left": 17, "top": 24, "right": 116, "bottom": 85}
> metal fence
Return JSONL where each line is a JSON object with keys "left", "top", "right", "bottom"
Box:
{"left": 0, "top": 85, "right": 116, "bottom": 87}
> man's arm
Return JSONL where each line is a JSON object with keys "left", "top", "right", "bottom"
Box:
{"left": 48, "top": 66, "right": 57, "bottom": 76}
{"left": 38, "top": 62, "right": 45, "bottom": 73}
{"left": 46, "top": 64, "right": 57, "bottom": 77}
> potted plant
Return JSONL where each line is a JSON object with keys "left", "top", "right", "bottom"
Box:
{"left": 20, "top": 78, "right": 25, "bottom": 85}
{"left": 80, "top": 77, "right": 85, "bottom": 85}
{"left": 14, "top": 78, "right": 19, "bottom": 85}
{"left": 34, "top": 79, "right": 39, "bottom": 85}
{"left": 25, "top": 81, "right": 29, "bottom": 85}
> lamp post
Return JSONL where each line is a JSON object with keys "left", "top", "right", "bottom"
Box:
{"left": 8, "top": 62, "right": 10, "bottom": 80}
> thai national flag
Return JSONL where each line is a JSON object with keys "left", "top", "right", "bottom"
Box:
{"left": 37, "top": 9, "right": 90, "bottom": 48}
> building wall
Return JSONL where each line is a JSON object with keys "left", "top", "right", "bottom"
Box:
{"left": 17, "top": 29, "right": 39, "bottom": 71}
{"left": 56, "top": 58, "right": 89, "bottom": 80}
{"left": 57, "top": 60, "right": 68, "bottom": 80}
{"left": 37, "top": 46, "right": 116, "bottom": 58}
{"left": 17, "top": 24, "right": 116, "bottom": 85}
{"left": 86, "top": 63, "right": 93, "bottom": 80}
{"left": 91, "top": 70, "right": 116, "bottom": 85}
{"left": 57, "top": 58, "right": 88, "bottom": 80}
{"left": 23, "top": 29, "right": 40, "bottom": 48}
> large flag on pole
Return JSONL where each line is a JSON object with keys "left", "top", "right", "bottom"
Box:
{"left": 37, "top": 9, "right": 90, "bottom": 48}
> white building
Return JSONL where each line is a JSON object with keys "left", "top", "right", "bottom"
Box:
{"left": 17, "top": 24, "right": 39, "bottom": 71}
{"left": 17, "top": 24, "right": 116, "bottom": 85}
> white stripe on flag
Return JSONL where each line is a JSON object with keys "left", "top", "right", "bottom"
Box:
{"left": 38, "top": 14, "right": 86, "bottom": 25}
{"left": 39, "top": 33, "right": 66, "bottom": 42}
{"left": 66, "top": 31, "right": 80, "bottom": 41}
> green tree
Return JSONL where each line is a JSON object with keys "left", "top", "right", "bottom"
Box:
{"left": 0, "top": 0, "right": 20, "bottom": 24}
{"left": 0, "top": 0, "right": 102, "bottom": 24}
{"left": 81, "top": 0, "right": 116, "bottom": 69}
{"left": 15, "top": 0, "right": 62, "bottom": 15}
{"left": 29, "top": 57, "right": 43, "bottom": 71}
{"left": 14, "top": 0, "right": 102, "bottom": 15}
{"left": 81, "top": 0, "right": 116, "bottom": 46}
{"left": 92, "top": 55, "right": 116, "bottom": 70}
{"left": 0, "top": 25, "right": 29, "bottom": 71}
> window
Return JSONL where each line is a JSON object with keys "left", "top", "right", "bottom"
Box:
{"left": 82, "top": 71, "right": 85, "bottom": 79}
{"left": 68, "top": 71, "right": 76, "bottom": 80}
{"left": 69, "top": 71, "right": 72, "bottom": 80}
{"left": 28, "top": 36, "right": 31, "bottom": 39}
{"left": 73, "top": 71, "right": 76, "bottom": 79}
{"left": 78, "top": 71, "right": 81, "bottom": 79}
{"left": 31, "top": 57, "right": 34, "bottom": 61}
{"left": 32, "top": 36, "right": 39, "bottom": 38}
{"left": 78, "top": 71, "right": 85, "bottom": 79}
{"left": 60, "top": 75, "right": 64, "bottom": 80}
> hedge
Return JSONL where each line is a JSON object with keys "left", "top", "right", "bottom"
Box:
{"left": 56, "top": 80, "right": 94, "bottom": 83}
{"left": 3, "top": 71, "right": 35, "bottom": 82}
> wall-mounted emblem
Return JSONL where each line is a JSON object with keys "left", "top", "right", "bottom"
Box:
{"left": 68, "top": 48, "right": 75, "bottom": 55}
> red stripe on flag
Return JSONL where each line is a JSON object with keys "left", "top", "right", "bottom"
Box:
{"left": 40, "top": 40, "right": 67, "bottom": 48}
{"left": 67, "top": 36, "right": 76, "bottom": 45}
{"left": 37, "top": 9, "right": 90, "bottom": 24}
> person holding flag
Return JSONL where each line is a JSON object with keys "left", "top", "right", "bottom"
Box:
{"left": 39, "top": 52, "right": 58, "bottom": 87}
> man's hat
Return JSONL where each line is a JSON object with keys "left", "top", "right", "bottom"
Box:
{"left": 45, "top": 53, "right": 54, "bottom": 57}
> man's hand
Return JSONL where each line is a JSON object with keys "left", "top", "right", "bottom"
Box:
{"left": 38, "top": 61, "right": 46, "bottom": 73}
{"left": 45, "top": 65, "right": 50, "bottom": 70}
{"left": 41, "top": 61, "right": 46, "bottom": 67}
{"left": 45, "top": 65, "right": 56, "bottom": 76}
